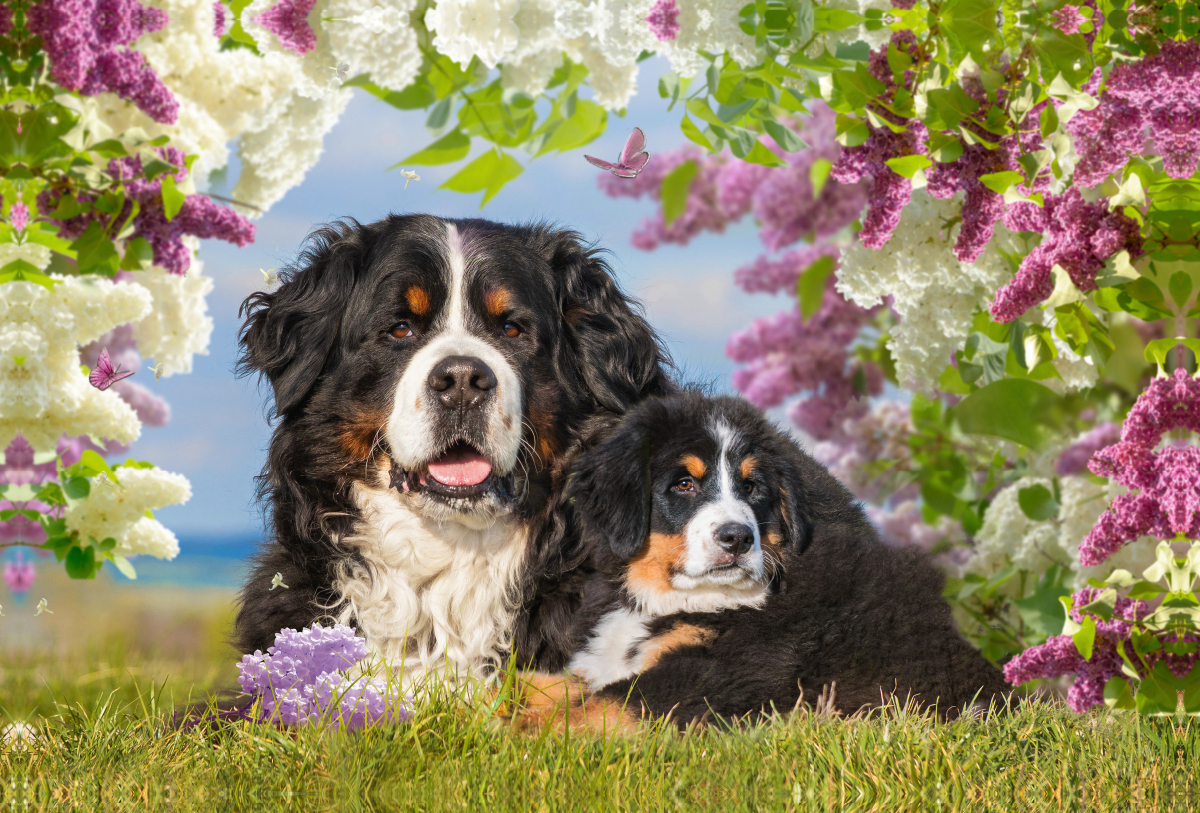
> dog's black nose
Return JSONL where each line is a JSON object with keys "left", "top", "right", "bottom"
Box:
{"left": 715, "top": 523, "right": 754, "bottom": 556}
{"left": 427, "top": 355, "right": 497, "bottom": 411}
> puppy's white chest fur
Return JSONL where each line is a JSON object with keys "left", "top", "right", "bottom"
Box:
{"left": 333, "top": 483, "right": 528, "bottom": 691}
{"left": 568, "top": 608, "right": 654, "bottom": 690}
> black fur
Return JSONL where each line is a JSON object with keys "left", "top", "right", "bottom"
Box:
{"left": 569, "top": 393, "right": 1008, "bottom": 722}
{"left": 235, "top": 215, "right": 672, "bottom": 670}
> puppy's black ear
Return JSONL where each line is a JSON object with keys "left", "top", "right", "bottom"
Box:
{"left": 238, "top": 221, "right": 369, "bottom": 418}
{"left": 776, "top": 463, "right": 815, "bottom": 556}
{"left": 545, "top": 229, "right": 673, "bottom": 412}
{"left": 566, "top": 412, "right": 652, "bottom": 560}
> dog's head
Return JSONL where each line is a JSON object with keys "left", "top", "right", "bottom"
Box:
{"left": 568, "top": 393, "right": 820, "bottom": 616}
{"left": 239, "top": 215, "right": 671, "bottom": 533}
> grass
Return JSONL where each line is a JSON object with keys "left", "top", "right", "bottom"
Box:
{"left": 3, "top": 573, "right": 1200, "bottom": 811}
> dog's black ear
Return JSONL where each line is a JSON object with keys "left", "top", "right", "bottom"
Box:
{"left": 545, "top": 230, "right": 673, "bottom": 412}
{"left": 566, "top": 411, "right": 653, "bottom": 560}
{"left": 238, "top": 221, "right": 369, "bottom": 418}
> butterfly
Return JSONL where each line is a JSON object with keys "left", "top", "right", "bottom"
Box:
{"left": 332, "top": 62, "right": 350, "bottom": 80}
{"left": 150, "top": 362, "right": 164, "bottom": 382}
{"left": 262, "top": 268, "right": 278, "bottom": 286}
{"left": 88, "top": 348, "right": 134, "bottom": 391}
{"left": 585, "top": 127, "right": 651, "bottom": 178}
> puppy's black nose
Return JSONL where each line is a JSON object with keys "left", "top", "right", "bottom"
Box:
{"left": 716, "top": 523, "right": 754, "bottom": 556}
{"left": 427, "top": 355, "right": 497, "bottom": 411}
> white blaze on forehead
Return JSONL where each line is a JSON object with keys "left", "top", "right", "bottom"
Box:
{"left": 384, "top": 221, "right": 524, "bottom": 485}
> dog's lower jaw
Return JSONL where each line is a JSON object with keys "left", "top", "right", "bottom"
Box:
{"left": 334, "top": 481, "right": 530, "bottom": 693}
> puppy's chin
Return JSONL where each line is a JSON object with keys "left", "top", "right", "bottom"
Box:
{"left": 671, "top": 568, "right": 767, "bottom": 594}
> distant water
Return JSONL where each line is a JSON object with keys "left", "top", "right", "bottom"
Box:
{"left": 112, "top": 533, "right": 262, "bottom": 588}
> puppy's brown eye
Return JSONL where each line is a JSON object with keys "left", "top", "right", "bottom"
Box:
{"left": 673, "top": 478, "right": 695, "bottom": 493}
{"left": 502, "top": 322, "right": 521, "bottom": 339}
{"left": 391, "top": 322, "right": 414, "bottom": 339}
{"left": 742, "top": 480, "right": 754, "bottom": 495}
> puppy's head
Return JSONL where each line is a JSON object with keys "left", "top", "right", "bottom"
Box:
{"left": 238, "top": 215, "right": 671, "bottom": 532}
{"left": 568, "top": 394, "right": 815, "bottom": 615}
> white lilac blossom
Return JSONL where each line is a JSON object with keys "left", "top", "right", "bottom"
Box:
{"left": 129, "top": 260, "right": 214, "bottom": 376}
{"left": 237, "top": 623, "right": 410, "bottom": 729}
{"left": 836, "top": 191, "right": 1024, "bottom": 391}
{"left": 0, "top": 278, "right": 151, "bottom": 451}
{"left": 64, "top": 466, "right": 191, "bottom": 558}
{"left": 965, "top": 476, "right": 1074, "bottom": 580}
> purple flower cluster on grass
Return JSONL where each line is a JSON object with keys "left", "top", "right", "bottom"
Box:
{"left": 989, "top": 188, "right": 1143, "bottom": 322}
{"left": 1079, "top": 368, "right": 1200, "bottom": 566}
{"left": 40, "top": 146, "right": 255, "bottom": 274}
{"left": 252, "top": 0, "right": 318, "bottom": 54}
{"left": 26, "top": 0, "right": 178, "bottom": 123}
{"left": 238, "top": 623, "right": 409, "bottom": 729}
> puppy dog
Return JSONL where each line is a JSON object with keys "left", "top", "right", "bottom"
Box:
{"left": 235, "top": 215, "right": 673, "bottom": 690}
{"left": 514, "top": 393, "right": 1006, "bottom": 731}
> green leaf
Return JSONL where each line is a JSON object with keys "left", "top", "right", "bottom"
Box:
{"left": 1136, "top": 661, "right": 1182, "bottom": 716}
{"left": 660, "top": 160, "right": 698, "bottom": 226}
{"left": 1144, "top": 337, "right": 1200, "bottom": 370}
{"left": 834, "top": 114, "right": 870, "bottom": 147}
{"left": 70, "top": 221, "right": 120, "bottom": 277}
{"left": 686, "top": 98, "right": 726, "bottom": 129}
{"left": 160, "top": 175, "right": 185, "bottom": 222}
{"left": 809, "top": 158, "right": 833, "bottom": 197}
{"left": 680, "top": 115, "right": 714, "bottom": 151}
{"left": 797, "top": 255, "right": 836, "bottom": 320}
{"left": 927, "top": 131, "right": 964, "bottom": 164}
{"left": 78, "top": 449, "right": 117, "bottom": 482}
{"left": 120, "top": 236, "right": 155, "bottom": 271}
{"left": 439, "top": 149, "right": 524, "bottom": 207}
{"left": 978, "top": 171, "right": 1025, "bottom": 194}
{"left": 1072, "top": 615, "right": 1096, "bottom": 660}
{"left": 733, "top": 139, "right": 787, "bottom": 167}
{"left": 884, "top": 154, "right": 933, "bottom": 179}
{"left": 953, "top": 379, "right": 1063, "bottom": 450}
{"left": 1012, "top": 569, "right": 1070, "bottom": 638}
{"left": 536, "top": 100, "right": 606, "bottom": 155}
{"left": 940, "top": 0, "right": 1000, "bottom": 63}
{"left": 1103, "top": 676, "right": 1136, "bottom": 710}
{"left": 763, "top": 119, "right": 806, "bottom": 153}
{"left": 924, "top": 83, "right": 981, "bottom": 131}
{"left": 110, "top": 555, "right": 137, "bottom": 580}
{"left": 349, "top": 75, "right": 435, "bottom": 109}
{"left": 65, "top": 544, "right": 99, "bottom": 579}
{"left": 1169, "top": 271, "right": 1193, "bottom": 309}
{"left": 63, "top": 477, "right": 90, "bottom": 500}
{"left": 1126, "top": 580, "right": 1166, "bottom": 600}
{"left": 1017, "top": 484, "right": 1060, "bottom": 521}
{"left": 828, "top": 64, "right": 887, "bottom": 113}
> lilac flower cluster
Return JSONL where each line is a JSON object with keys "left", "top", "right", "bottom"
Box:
{"left": 0, "top": 434, "right": 101, "bottom": 545}
{"left": 237, "top": 623, "right": 410, "bottom": 729}
{"left": 644, "top": 0, "right": 680, "bottom": 41}
{"left": 1069, "top": 40, "right": 1200, "bottom": 184}
{"left": 252, "top": 0, "right": 318, "bottom": 55}
{"left": 0, "top": 4, "right": 11, "bottom": 37}
{"left": 40, "top": 147, "right": 255, "bottom": 274}
{"left": 989, "top": 188, "right": 1143, "bottom": 322}
{"left": 1050, "top": 4, "right": 1087, "bottom": 34}
{"left": 828, "top": 32, "right": 927, "bottom": 249}
{"left": 1056, "top": 422, "right": 1120, "bottom": 476}
{"left": 733, "top": 244, "right": 841, "bottom": 295}
{"left": 1079, "top": 368, "right": 1200, "bottom": 566}
{"left": 213, "top": 0, "right": 227, "bottom": 38}
{"left": 80, "top": 324, "right": 170, "bottom": 429}
{"left": 26, "top": 0, "right": 178, "bottom": 124}
{"left": 4, "top": 551, "right": 36, "bottom": 594}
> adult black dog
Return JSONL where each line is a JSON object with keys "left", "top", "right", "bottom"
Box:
{"left": 235, "top": 215, "right": 672, "bottom": 688}
{"left": 513, "top": 393, "right": 1007, "bottom": 730}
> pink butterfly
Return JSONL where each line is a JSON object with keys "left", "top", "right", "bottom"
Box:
{"left": 88, "top": 347, "right": 134, "bottom": 391}
{"left": 585, "top": 127, "right": 650, "bottom": 178}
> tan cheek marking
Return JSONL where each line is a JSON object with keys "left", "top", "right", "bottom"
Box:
{"left": 680, "top": 454, "right": 707, "bottom": 480}
{"left": 628, "top": 533, "right": 685, "bottom": 596}
{"left": 406, "top": 286, "right": 430, "bottom": 315}
{"left": 740, "top": 456, "right": 758, "bottom": 480}
{"left": 638, "top": 624, "right": 718, "bottom": 671}
{"left": 338, "top": 410, "right": 386, "bottom": 461}
{"left": 485, "top": 287, "right": 511, "bottom": 316}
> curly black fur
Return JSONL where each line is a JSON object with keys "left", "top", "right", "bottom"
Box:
{"left": 568, "top": 393, "right": 1008, "bottom": 722}
{"left": 234, "top": 214, "right": 672, "bottom": 670}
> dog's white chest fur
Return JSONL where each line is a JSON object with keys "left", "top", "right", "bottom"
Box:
{"left": 333, "top": 483, "right": 528, "bottom": 690}
{"left": 568, "top": 608, "right": 654, "bottom": 690}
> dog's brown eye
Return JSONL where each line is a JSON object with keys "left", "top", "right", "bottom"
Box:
{"left": 742, "top": 480, "right": 754, "bottom": 495}
{"left": 391, "top": 322, "right": 414, "bottom": 339}
{"left": 502, "top": 322, "right": 521, "bottom": 339}
{"left": 673, "top": 478, "right": 695, "bottom": 493}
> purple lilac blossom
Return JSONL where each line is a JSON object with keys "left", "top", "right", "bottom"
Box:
{"left": 26, "top": 0, "right": 178, "bottom": 124}
{"left": 1050, "top": 4, "right": 1086, "bottom": 34}
{"left": 828, "top": 32, "right": 926, "bottom": 249}
{"left": 40, "top": 147, "right": 254, "bottom": 274}
{"left": 9, "top": 201, "right": 28, "bottom": 232}
{"left": 644, "top": 0, "right": 680, "bottom": 41}
{"left": 251, "top": 0, "right": 318, "bottom": 55}
{"left": 4, "top": 551, "right": 35, "bottom": 594}
{"left": 733, "top": 244, "right": 841, "bottom": 295}
{"left": 238, "top": 623, "right": 409, "bottom": 729}
{"left": 0, "top": 4, "right": 11, "bottom": 37}
{"left": 213, "top": 0, "right": 227, "bottom": 37}
{"left": 1056, "top": 422, "right": 1120, "bottom": 476}
{"left": 990, "top": 188, "right": 1143, "bottom": 322}
{"left": 1079, "top": 368, "right": 1200, "bottom": 566}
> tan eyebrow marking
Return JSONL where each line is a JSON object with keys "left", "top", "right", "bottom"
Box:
{"left": 406, "top": 285, "right": 430, "bottom": 315}
{"left": 680, "top": 454, "right": 707, "bottom": 480}
{"left": 485, "top": 287, "right": 511, "bottom": 316}
{"left": 740, "top": 456, "right": 758, "bottom": 480}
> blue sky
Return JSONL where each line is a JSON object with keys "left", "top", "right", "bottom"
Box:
{"left": 128, "top": 62, "right": 783, "bottom": 549}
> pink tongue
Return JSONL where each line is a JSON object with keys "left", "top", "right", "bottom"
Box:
{"left": 427, "top": 448, "right": 492, "bottom": 486}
